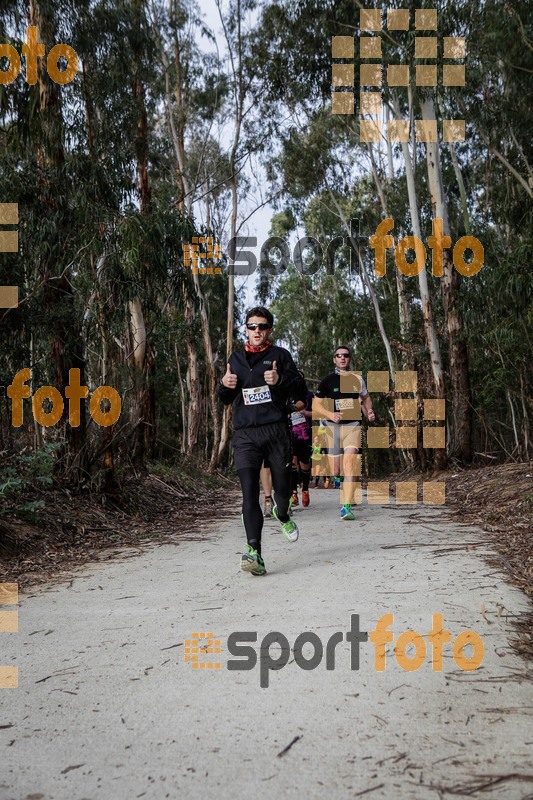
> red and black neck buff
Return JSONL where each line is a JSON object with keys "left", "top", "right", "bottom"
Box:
{"left": 244, "top": 340, "right": 273, "bottom": 353}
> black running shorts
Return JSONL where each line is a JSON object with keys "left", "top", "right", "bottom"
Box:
{"left": 233, "top": 422, "right": 292, "bottom": 472}
{"left": 292, "top": 438, "right": 312, "bottom": 465}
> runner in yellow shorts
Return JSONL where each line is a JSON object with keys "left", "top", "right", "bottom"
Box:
{"left": 313, "top": 347, "right": 375, "bottom": 520}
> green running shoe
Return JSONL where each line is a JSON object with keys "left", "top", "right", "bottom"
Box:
{"left": 240, "top": 545, "right": 266, "bottom": 576}
{"left": 272, "top": 504, "right": 299, "bottom": 543}
{"left": 341, "top": 503, "right": 355, "bottom": 520}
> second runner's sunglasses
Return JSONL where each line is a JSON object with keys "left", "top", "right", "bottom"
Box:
{"left": 246, "top": 323, "right": 271, "bottom": 331}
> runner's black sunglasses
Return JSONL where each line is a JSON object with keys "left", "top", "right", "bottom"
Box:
{"left": 246, "top": 323, "right": 271, "bottom": 331}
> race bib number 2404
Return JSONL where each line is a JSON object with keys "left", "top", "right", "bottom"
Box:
{"left": 242, "top": 385, "right": 272, "bottom": 405}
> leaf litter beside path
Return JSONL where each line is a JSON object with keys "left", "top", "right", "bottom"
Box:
{"left": 420, "top": 463, "right": 532, "bottom": 668}
{"left": 0, "top": 469, "right": 240, "bottom": 589}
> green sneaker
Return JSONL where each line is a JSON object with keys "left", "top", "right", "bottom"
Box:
{"left": 272, "top": 505, "right": 299, "bottom": 543}
{"left": 341, "top": 503, "right": 355, "bottom": 520}
{"left": 288, "top": 494, "right": 295, "bottom": 516}
{"left": 240, "top": 545, "right": 267, "bottom": 576}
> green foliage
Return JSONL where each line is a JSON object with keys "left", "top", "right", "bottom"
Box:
{"left": 1, "top": 0, "right": 531, "bottom": 481}
{"left": 249, "top": 0, "right": 532, "bottom": 464}
{"left": 0, "top": 443, "right": 60, "bottom": 521}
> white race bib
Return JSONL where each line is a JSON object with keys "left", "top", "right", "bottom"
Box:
{"left": 335, "top": 398, "right": 355, "bottom": 411}
{"left": 291, "top": 411, "right": 306, "bottom": 426}
{"left": 242, "top": 385, "right": 272, "bottom": 405}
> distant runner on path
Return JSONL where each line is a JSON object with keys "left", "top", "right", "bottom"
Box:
{"left": 289, "top": 387, "right": 314, "bottom": 508}
{"left": 313, "top": 346, "right": 375, "bottom": 520}
{"left": 219, "top": 306, "right": 307, "bottom": 575}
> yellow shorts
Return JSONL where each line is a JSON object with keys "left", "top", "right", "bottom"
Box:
{"left": 324, "top": 423, "right": 361, "bottom": 454}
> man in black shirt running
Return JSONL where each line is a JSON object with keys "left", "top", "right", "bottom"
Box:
{"left": 219, "top": 306, "right": 306, "bottom": 575}
{"left": 314, "top": 347, "right": 375, "bottom": 520}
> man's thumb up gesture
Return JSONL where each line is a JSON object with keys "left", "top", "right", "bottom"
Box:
{"left": 222, "top": 362, "right": 238, "bottom": 389}
{"left": 264, "top": 360, "right": 279, "bottom": 386}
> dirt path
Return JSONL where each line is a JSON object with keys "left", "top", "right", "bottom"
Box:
{"left": 1, "top": 489, "right": 532, "bottom": 800}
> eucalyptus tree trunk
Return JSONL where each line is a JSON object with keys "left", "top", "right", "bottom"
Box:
{"left": 328, "top": 191, "right": 395, "bottom": 382}
{"left": 175, "top": 344, "right": 187, "bottom": 453}
{"left": 93, "top": 250, "right": 119, "bottom": 493}
{"left": 82, "top": 27, "right": 120, "bottom": 490}
{"left": 163, "top": 7, "right": 219, "bottom": 465}
{"left": 392, "top": 96, "right": 445, "bottom": 400}
{"left": 421, "top": 96, "right": 472, "bottom": 462}
{"left": 129, "top": 5, "right": 156, "bottom": 469}
{"left": 184, "top": 297, "right": 202, "bottom": 454}
{"left": 217, "top": 0, "right": 245, "bottom": 464}
{"left": 30, "top": 0, "right": 87, "bottom": 479}
{"left": 127, "top": 293, "right": 154, "bottom": 470}
{"left": 366, "top": 142, "right": 413, "bottom": 467}
{"left": 367, "top": 141, "right": 412, "bottom": 368}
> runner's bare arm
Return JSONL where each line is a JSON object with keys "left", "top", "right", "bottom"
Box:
{"left": 361, "top": 393, "right": 376, "bottom": 421}
{"left": 312, "top": 395, "right": 336, "bottom": 423}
